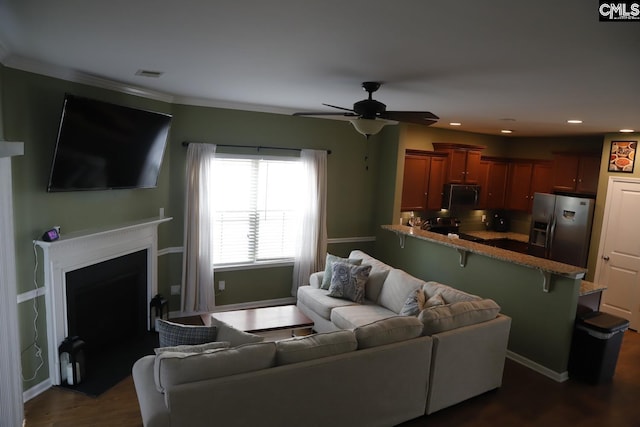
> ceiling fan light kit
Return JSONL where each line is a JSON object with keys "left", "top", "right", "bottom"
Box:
{"left": 293, "top": 81, "right": 439, "bottom": 138}
{"left": 349, "top": 118, "right": 388, "bottom": 137}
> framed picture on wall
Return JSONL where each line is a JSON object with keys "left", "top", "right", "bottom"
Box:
{"left": 608, "top": 141, "right": 637, "bottom": 173}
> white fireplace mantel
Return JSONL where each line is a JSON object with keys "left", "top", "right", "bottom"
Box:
{"left": 35, "top": 216, "right": 172, "bottom": 385}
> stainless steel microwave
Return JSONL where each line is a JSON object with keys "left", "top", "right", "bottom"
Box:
{"left": 442, "top": 184, "right": 480, "bottom": 210}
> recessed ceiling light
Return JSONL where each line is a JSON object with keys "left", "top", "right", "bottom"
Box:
{"left": 135, "top": 69, "right": 164, "bottom": 78}
{"left": 449, "top": 122, "right": 462, "bottom": 126}
{"left": 501, "top": 129, "right": 513, "bottom": 134}
{"left": 620, "top": 129, "right": 635, "bottom": 133}
{"left": 567, "top": 119, "right": 583, "bottom": 124}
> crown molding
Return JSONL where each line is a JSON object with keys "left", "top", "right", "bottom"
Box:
{"left": 2, "top": 54, "right": 175, "bottom": 104}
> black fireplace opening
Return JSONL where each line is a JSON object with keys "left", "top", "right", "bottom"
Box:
{"left": 63, "top": 249, "right": 158, "bottom": 395}
{"left": 66, "top": 249, "right": 148, "bottom": 356}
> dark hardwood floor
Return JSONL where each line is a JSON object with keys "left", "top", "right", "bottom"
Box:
{"left": 24, "top": 330, "right": 640, "bottom": 427}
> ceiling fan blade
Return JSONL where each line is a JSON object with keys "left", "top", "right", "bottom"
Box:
{"left": 322, "top": 103, "right": 356, "bottom": 113}
{"left": 380, "top": 111, "right": 439, "bottom": 126}
{"left": 292, "top": 111, "right": 358, "bottom": 117}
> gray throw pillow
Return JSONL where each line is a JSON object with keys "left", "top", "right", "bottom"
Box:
{"left": 320, "top": 253, "right": 362, "bottom": 290}
{"left": 327, "top": 262, "right": 371, "bottom": 303}
{"left": 399, "top": 289, "right": 421, "bottom": 316}
{"left": 156, "top": 319, "right": 218, "bottom": 347}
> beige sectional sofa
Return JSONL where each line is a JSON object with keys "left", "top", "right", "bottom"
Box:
{"left": 133, "top": 316, "right": 434, "bottom": 427}
{"left": 132, "top": 250, "right": 511, "bottom": 427}
{"left": 297, "top": 250, "right": 512, "bottom": 414}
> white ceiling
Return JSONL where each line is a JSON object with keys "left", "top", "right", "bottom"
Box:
{"left": 0, "top": 0, "right": 638, "bottom": 137}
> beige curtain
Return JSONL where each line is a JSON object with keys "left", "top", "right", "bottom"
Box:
{"left": 291, "top": 149, "right": 328, "bottom": 296}
{"left": 181, "top": 143, "right": 217, "bottom": 313}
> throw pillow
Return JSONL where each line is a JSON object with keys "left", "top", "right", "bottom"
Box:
{"left": 320, "top": 253, "right": 362, "bottom": 290}
{"left": 156, "top": 319, "right": 218, "bottom": 347}
{"left": 425, "top": 293, "right": 446, "bottom": 308}
{"left": 399, "top": 289, "right": 421, "bottom": 316}
{"left": 327, "top": 262, "right": 371, "bottom": 303}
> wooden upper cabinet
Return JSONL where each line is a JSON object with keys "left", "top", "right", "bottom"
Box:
{"left": 478, "top": 157, "right": 509, "bottom": 210}
{"left": 505, "top": 160, "right": 553, "bottom": 212}
{"left": 432, "top": 143, "right": 484, "bottom": 184}
{"left": 552, "top": 152, "right": 600, "bottom": 195}
{"left": 401, "top": 150, "right": 448, "bottom": 212}
{"left": 426, "top": 155, "right": 448, "bottom": 210}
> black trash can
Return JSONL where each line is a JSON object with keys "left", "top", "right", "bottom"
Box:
{"left": 569, "top": 311, "right": 629, "bottom": 384}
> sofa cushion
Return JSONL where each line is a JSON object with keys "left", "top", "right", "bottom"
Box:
{"left": 422, "top": 281, "right": 481, "bottom": 304}
{"left": 297, "top": 286, "right": 359, "bottom": 320}
{"left": 349, "top": 250, "right": 392, "bottom": 302}
{"left": 378, "top": 269, "right": 424, "bottom": 314}
{"left": 154, "top": 341, "right": 230, "bottom": 355}
{"left": 331, "top": 304, "right": 398, "bottom": 330}
{"left": 354, "top": 316, "right": 424, "bottom": 349}
{"left": 156, "top": 319, "right": 218, "bottom": 347}
{"left": 418, "top": 299, "right": 501, "bottom": 336}
{"left": 208, "top": 317, "right": 265, "bottom": 347}
{"left": 320, "top": 253, "right": 362, "bottom": 290}
{"left": 327, "top": 262, "right": 371, "bottom": 303}
{"left": 154, "top": 341, "right": 276, "bottom": 393}
{"left": 275, "top": 330, "right": 357, "bottom": 365}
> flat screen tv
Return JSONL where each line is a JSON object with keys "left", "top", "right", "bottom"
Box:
{"left": 47, "top": 94, "right": 172, "bottom": 191}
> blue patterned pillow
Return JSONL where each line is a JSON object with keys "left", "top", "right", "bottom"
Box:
{"left": 156, "top": 319, "right": 218, "bottom": 348}
{"left": 320, "top": 254, "right": 362, "bottom": 290}
{"left": 327, "top": 262, "right": 371, "bottom": 303}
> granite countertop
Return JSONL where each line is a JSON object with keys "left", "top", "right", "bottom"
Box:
{"left": 461, "top": 230, "right": 529, "bottom": 243}
{"left": 382, "top": 224, "right": 587, "bottom": 280}
{"left": 580, "top": 280, "right": 607, "bottom": 296}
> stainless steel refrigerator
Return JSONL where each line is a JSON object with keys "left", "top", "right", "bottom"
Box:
{"left": 528, "top": 193, "right": 595, "bottom": 267}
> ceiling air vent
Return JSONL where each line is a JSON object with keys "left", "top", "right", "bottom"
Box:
{"left": 135, "top": 69, "right": 164, "bottom": 78}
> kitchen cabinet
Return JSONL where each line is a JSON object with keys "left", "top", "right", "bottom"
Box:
{"left": 552, "top": 152, "right": 600, "bottom": 195}
{"left": 505, "top": 160, "right": 553, "bottom": 211}
{"left": 432, "top": 143, "right": 484, "bottom": 184}
{"left": 478, "top": 157, "right": 509, "bottom": 210}
{"left": 401, "top": 150, "right": 448, "bottom": 212}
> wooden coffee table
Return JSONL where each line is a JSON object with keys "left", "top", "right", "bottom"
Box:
{"left": 201, "top": 305, "right": 314, "bottom": 337}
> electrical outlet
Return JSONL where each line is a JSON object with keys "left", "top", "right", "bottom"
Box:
{"left": 219, "top": 280, "right": 226, "bottom": 291}
{"left": 481, "top": 214, "right": 487, "bottom": 223}
{"left": 170, "top": 285, "right": 180, "bottom": 295}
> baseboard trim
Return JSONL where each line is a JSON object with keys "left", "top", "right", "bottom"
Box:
{"left": 174, "top": 297, "right": 297, "bottom": 318}
{"left": 506, "top": 350, "right": 569, "bottom": 383}
{"left": 23, "top": 378, "right": 52, "bottom": 402}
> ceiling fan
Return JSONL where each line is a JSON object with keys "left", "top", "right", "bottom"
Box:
{"left": 293, "top": 81, "right": 439, "bottom": 137}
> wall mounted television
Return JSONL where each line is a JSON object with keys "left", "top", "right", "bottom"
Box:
{"left": 47, "top": 94, "right": 172, "bottom": 192}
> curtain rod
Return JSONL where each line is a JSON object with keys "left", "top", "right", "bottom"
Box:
{"left": 181, "top": 141, "right": 331, "bottom": 154}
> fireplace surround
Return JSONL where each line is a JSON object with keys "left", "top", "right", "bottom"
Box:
{"left": 35, "top": 216, "right": 171, "bottom": 385}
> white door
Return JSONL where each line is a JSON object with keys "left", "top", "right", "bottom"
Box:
{"left": 596, "top": 177, "right": 640, "bottom": 330}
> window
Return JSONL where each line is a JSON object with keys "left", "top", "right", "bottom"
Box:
{"left": 210, "top": 155, "right": 303, "bottom": 266}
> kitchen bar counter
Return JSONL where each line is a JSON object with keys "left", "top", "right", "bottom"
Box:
{"left": 461, "top": 230, "right": 529, "bottom": 243}
{"left": 382, "top": 225, "right": 587, "bottom": 281}
{"left": 580, "top": 280, "right": 607, "bottom": 296}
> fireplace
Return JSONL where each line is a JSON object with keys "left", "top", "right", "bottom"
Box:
{"left": 65, "top": 250, "right": 148, "bottom": 356}
{"left": 35, "top": 217, "right": 171, "bottom": 386}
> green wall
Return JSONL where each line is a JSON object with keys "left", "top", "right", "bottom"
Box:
{"left": 2, "top": 68, "right": 384, "bottom": 389}
{"left": 374, "top": 230, "right": 581, "bottom": 374}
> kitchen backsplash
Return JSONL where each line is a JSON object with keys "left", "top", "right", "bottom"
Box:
{"left": 399, "top": 209, "right": 532, "bottom": 235}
